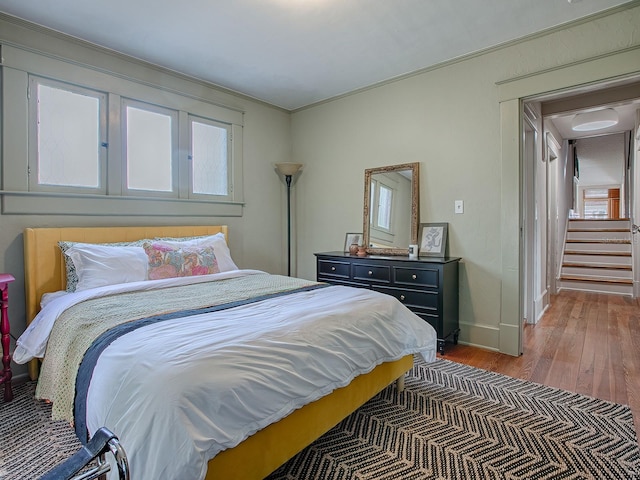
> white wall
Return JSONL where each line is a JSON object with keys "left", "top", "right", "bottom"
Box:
{"left": 574, "top": 134, "right": 626, "bottom": 216}
{"left": 292, "top": 5, "right": 640, "bottom": 353}
{"left": 0, "top": 17, "right": 293, "bottom": 379}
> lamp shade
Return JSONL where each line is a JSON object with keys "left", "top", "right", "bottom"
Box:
{"left": 571, "top": 108, "right": 619, "bottom": 132}
{"left": 275, "top": 163, "right": 303, "bottom": 176}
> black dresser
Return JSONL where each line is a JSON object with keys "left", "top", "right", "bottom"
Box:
{"left": 315, "top": 252, "right": 460, "bottom": 354}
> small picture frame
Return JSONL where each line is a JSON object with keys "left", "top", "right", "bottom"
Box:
{"left": 344, "top": 233, "right": 362, "bottom": 252}
{"left": 418, "top": 223, "right": 448, "bottom": 257}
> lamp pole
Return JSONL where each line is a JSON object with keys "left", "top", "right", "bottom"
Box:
{"left": 275, "top": 163, "right": 303, "bottom": 276}
{"left": 284, "top": 174, "right": 293, "bottom": 276}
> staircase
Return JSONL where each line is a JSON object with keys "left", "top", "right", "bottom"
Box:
{"left": 558, "top": 218, "right": 633, "bottom": 296}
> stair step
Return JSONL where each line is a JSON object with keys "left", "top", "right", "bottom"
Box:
{"left": 567, "top": 228, "right": 629, "bottom": 233}
{"left": 568, "top": 218, "right": 630, "bottom": 223}
{"left": 558, "top": 279, "right": 634, "bottom": 296}
{"left": 565, "top": 241, "right": 632, "bottom": 254}
{"left": 564, "top": 250, "right": 631, "bottom": 257}
{"left": 562, "top": 267, "right": 632, "bottom": 279}
{"left": 559, "top": 274, "right": 633, "bottom": 285}
{"left": 562, "top": 218, "right": 634, "bottom": 296}
{"left": 563, "top": 254, "right": 632, "bottom": 266}
{"left": 562, "top": 263, "right": 632, "bottom": 270}
{"left": 566, "top": 239, "right": 631, "bottom": 244}
{"left": 566, "top": 230, "right": 631, "bottom": 243}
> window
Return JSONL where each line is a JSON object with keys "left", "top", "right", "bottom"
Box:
{"left": 190, "top": 116, "right": 230, "bottom": 198}
{"left": 582, "top": 187, "right": 621, "bottom": 219}
{"left": 583, "top": 188, "right": 608, "bottom": 219}
{"left": 29, "top": 77, "right": 107, "bottom": 193}
{"left": 123, "top": 100, "right": 177, "bottom": 196}
{"left": 6, "top": 48, "right": 243, "bottom": 216}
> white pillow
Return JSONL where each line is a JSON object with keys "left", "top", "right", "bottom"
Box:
{"left": 65, "top": 243, "right": 149, "bottom": 292}
{"left": 155, "top": 233, "right": 238, "bottom": 272}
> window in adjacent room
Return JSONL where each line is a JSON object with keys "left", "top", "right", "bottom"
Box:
{"left": 582, "top": 187, "right": 620, "bottom": 219}
{"left": 583, "top": 188, "right": 608, "bottom": 218}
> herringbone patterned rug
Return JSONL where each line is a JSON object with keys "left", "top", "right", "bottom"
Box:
{"left": 1, "top": 358, "right": 638, "bottom": 479}
{"left": 267, "top": 358, "right": 640, "bottom": 479}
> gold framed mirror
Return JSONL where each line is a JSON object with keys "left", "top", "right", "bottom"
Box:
{"left": 363, "top": 162, "right": 419, "bottom": 255}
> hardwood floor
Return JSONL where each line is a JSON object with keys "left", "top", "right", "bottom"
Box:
{"left": 441, "top": 289, "right": 640, "bottom": 439}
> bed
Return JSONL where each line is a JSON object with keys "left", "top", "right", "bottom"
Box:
{"left": 18, "top": 225, "right": 437, "bottom": 480}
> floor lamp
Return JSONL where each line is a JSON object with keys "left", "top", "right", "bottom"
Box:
{"left": 275, "top": 163, "right": 303, "bottom": 276}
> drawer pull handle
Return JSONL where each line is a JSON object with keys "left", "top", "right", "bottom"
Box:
{"left": 368, "top": 270, "right": 373, "bottom": 276}
{"left": 331, "top": 266, "right": 336, "bottom": 271}
{"left": 412, "top": 274, "right": 417, "bottom": 280}
{"left": 400, "top": 295, "right": 405, "bottom": 301}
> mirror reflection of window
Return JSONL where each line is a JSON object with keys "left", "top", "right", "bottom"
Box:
{"left": 377, "top": 184, "right": 393, "bottom": 230}
{"left": 369, "top": 179, "right": 395, "bottom": 233}
{"left": 370, "top": 179, "right": 376, "bottom": 225}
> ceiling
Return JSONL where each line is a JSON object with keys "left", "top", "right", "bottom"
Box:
{"left": 548, "top": 102, "right": 640, "bottom": 140}
{"left": 0, "top": 0, "right": 634, "bottom": 111}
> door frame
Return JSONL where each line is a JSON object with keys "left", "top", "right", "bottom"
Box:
{"left": 634, "top": 109, "right": 640, "bottom": 297}
{"left": 522, "top": 108, "right": 537, "bottom": 327}
{"left": 497, "top": 47, "right": 640, "bottom": 357}
{"left": 546, "top": 132, "right": 561, "bottom": 296}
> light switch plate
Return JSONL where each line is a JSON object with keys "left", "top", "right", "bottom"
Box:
{"left": 454, "top": 200, "right": 464, "bottom": 214}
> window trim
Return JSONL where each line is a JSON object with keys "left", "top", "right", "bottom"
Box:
{"left": 1, "top": 43, "right": 245, "bottom": 217}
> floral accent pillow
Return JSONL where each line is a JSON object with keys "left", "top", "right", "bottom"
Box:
{"left": 144, "top": 241, "right": 220, "bottom": 280}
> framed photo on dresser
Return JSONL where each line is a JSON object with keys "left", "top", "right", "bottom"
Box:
{"left": 343, "top": 233, "right": 362, "bottom": 252}
{"left": 419, "top": 223, "right": 448, "bottom": 257}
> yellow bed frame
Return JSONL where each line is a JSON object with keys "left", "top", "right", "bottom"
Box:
{"left": 23, "top": 225, "right": 413, "bottom": 479}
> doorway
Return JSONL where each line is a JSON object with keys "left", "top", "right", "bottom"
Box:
{"left": 497, "top": 49, "right": 640, "bottom": 357}
{"left": 522, "top": 83, "right": 640, "bottom": 333}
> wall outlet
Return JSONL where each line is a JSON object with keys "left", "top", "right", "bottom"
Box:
{"left": 454, "top": 200, "right": 464, "bottom": 214}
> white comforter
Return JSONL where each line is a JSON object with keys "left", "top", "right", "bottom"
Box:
{"left": 17, "top": 271, "right": 437, "bottom": 480}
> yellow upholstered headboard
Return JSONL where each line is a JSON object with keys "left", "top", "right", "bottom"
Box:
{"left": 23, "top": 225, "right": 228, "bottom": 327}
{"left": 23, "top": 225, "right": 228, "bottom": 379}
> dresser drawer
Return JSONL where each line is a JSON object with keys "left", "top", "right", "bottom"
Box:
{"left": 373, "top": 286, "right": 438, "bottom": 311}
{"left": 318, "top": 259, "right": 350, "bottom": 279}
{"left": 353, "top": 264, "right": 390, "bottom": 283}
{"left": 394, "top": 267, "right": 439, "bottom": 289}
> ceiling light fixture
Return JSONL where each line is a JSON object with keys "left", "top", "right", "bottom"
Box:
{"left": 571, "top": 108, "right": 619, "bottom": 132}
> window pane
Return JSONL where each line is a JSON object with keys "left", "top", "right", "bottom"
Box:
{"left": 37, "top": 84, "right": 100, "bottom": 187}
{"left": 377, "top": 185, "right": 393, "bottom": 229}
{"left": 369, "top": 180, "right": 376, "bottom": 225}
{"left": 126, "top": 106, "right": 172, "bottom": 192}
{"left": 191, "top": 121, "right": 228, "bottom": 195}
{"left": 584, "top": 188, "right": 607, "bottom": 199}
{"left": 584, "top": 199, "right": 608, "bottom": 218}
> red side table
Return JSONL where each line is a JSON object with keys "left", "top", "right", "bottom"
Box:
{"left": 0, "top": 273, "right": 15, "bottom": 402}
